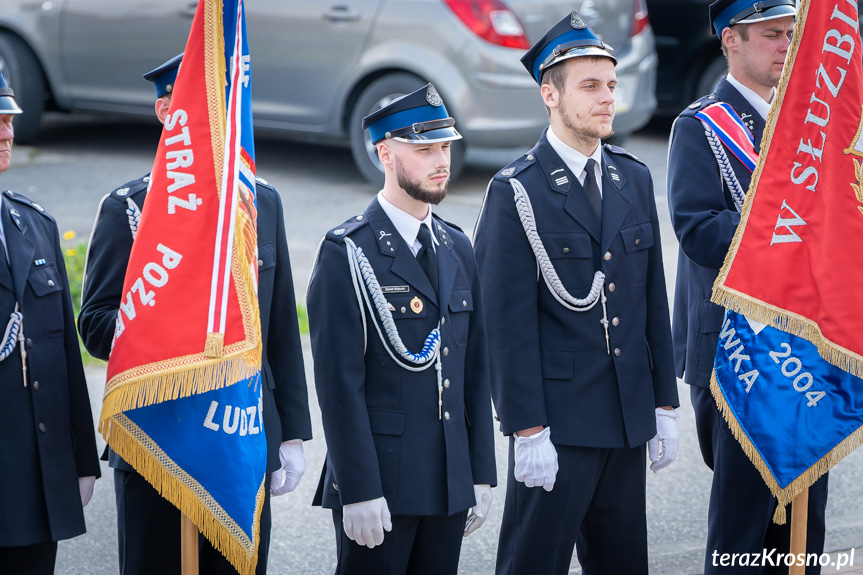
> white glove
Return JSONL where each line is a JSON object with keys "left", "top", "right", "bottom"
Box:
{"left": 342, "top": 496, "right": 392, "bottom": 549}
{"left": 270, "top": 440, "right": 306, "bottom": 496}
{"left": 79, "top": 476, "right": 96, "bottom": 507}
{"left": 514, "top": 427, "right": 558, "bottom": 492}
{"left": 464, "top": 484, "right": 492, "bottom": 537}
{"left": 648, "top": 408, "right": 680, "bottom": 472}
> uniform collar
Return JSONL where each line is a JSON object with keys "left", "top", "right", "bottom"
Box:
{"left": 546, "top": 126, "right": 603, "bottom": 196}
{"left": 725, "top": 73, "right": 774, "bottom": 120}
{"left": 377, "top": 192, "right": 437, "bottom": 255}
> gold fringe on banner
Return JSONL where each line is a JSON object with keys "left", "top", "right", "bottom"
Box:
{"left": 102, "top": 413, "right": 264, "bottom": 575}
{"left": 204, "top": 332, "right": 226, "bottom": 358}
{"left": 709, "top": 371, "right": 863, "bottom": 525}
{"left": 711, "top": 0, "right": 863, "bottom": 378}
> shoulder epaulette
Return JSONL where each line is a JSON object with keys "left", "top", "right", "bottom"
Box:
{"left": 603, "top": 143, "right": 645, "bottom": 165}
{"left": 325, "top": 214, "right": 367, "bottom": 243}
{"left": 681, "top": 93, "right": 718, "bottom": 116}
{"left": 2, "top": 190, "right": 53, "bottom": 219}
{"left": 255, "top": 176, "right": 275, "bottom": 191}
{"left": 494, "top": 151, "right": 537, "bottom": 181}
{"left": 110, "top": 174, "right": 149, "bottom": 201}
{"left": 432, "top": 212, "right": 463, "bottom": 233}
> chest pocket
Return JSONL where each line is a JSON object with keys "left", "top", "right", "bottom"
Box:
{"left": 542, "top": 231, "right": 597, "bottom": 293}
{"left": 448, "top": 289, "right": 473, "bottom": 348}
{"left": 257, "top": 241, "right": 276, "bottom": 272}
{"left": 619, "top": 222, "right": 654, "bottom": 287}
{"left": 28, "top": 263, "right": 64, "bottom": 337}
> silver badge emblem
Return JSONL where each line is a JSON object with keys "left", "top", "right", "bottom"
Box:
{"left": 426, "top": 85, "right": 443, "bottom": 107}
{"left": 570, "top": 11, "right": 587, "bottom": 29}
{"left": 501, "top": 168, "right": 515, "bottom": 177}
{"left": 32, "top": 202, "right": 44, "bottom": 212}
{"left": 116, "top": 187, "right": 129, "bottom": 196}
{"left": 333, "top": 228, "right": 346, "bottom": 236}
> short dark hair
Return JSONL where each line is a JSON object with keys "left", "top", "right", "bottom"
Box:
{"left": 721, "top": 24, "right": 750, "bottom": 58}
{"left": 540, "top": 56, "right": 611, "bottom": 115}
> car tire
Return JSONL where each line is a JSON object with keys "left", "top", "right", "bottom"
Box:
{"left": 695, "top": 56, "right": 728, "bottom": 100}
{"left": 349, "top": 73, "right": 465, "bottom": 188}
{"left": 0, "top": 32, "right": 46, "bottom": 144}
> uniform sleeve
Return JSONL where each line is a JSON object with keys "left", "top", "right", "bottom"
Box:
{"left": 667, "top": 115, "right": 741, "bottom": 270}
{"left": 643, "top": 175, "right": 680, "bottom": 409}
{"left": 78, "top": 196, "right": 133, "bottom": 361}
{"left": 462, "top": 246, "right": 497, "bottom": 486}
{"left": 55, "top": 224, "right": 101, "bottom": 478}
{"left": 267, "top": 192, "right": 312, "bottom": 441}
{"left": 307, "top": 239, "right": 383, "bottom": 505}
{"left": 473, "top": 178, "right": 547, "bottom": 435}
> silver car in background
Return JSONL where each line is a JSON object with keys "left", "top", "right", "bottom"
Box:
{"left": 0, "top": 0, "right": 657, "bottom": 185}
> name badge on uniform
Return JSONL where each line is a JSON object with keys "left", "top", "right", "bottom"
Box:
{"left": 381, "top": 285, "right": 410, "bottom": 293}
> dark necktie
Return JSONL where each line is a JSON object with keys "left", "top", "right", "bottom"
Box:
{"left": 583, "top": 158, "right": 602, "bottom": 220}
{"left": 417, "top": 224, "right": 438, "bottom": 295}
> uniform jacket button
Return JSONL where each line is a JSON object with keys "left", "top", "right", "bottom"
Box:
{"left": 444, "top": 379, "right": 450, "bottom": 389}
{"left": 47, "top": 279, "right": 55, "bottom": 287}
{"left": 635, "top": 238, "right": 641, "bottom": 246}
{"left": 444, "top": 411, "right": 450, "bottom": 421}
{"left": 400, "top": 307, "right": 407, "bottom": 314}
{"left": 257, "top": 259, "right": 264, "bottom": 268}
{"left": 462, "top": 300, "right": 467, "bottom": 307}
{"left": 563, "top": 247, "right": 570, "bottom": 254}
{"left": 603, "top": 252, "right": 612, "bottom": 261}
{"left": 38, "top": 423, "right": 46, "bottom": 433}
{"left": 612, "top": 317, "right": 620, "bottom": 327}
{"left": 614, "top": 348, "right": 621, "bottom": 357}
{"left": 332, "top": 483, "right": 339, "bottom": 491}
{"left": 441, "top": 317, "right": 446, "bottom": 325}
{"left": 33, "top": 381, "right": 40, "bottom": 391}
{"left": 608, "top": 283, "right": 616, "bottom": 292}
{"left": 443, "top": 347, "right": 449, "bottom": 356}
{"left": 26, "top": 338, "right": 32, "bottom": 348}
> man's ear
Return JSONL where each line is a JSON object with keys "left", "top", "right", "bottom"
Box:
{"left": 154, "top": 96, "right": 171, "bottom": 124}
{"left": 721, "top": 27, "right": 739, "bottom": 53}
{"left": 377, "top": 141, "right": 393, "bottom": 167}
{"left": 541, "top": 82, "right": 560, "bottom": 110}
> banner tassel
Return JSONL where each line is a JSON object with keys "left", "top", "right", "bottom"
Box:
{"left": 205, "top": 332, "right": 225, "bottom": 358}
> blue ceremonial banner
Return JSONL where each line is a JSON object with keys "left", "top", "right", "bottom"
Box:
{"left": 711, "top": 0, "right": 863, "bottom": 523}
{"left": 100, "top": 1, "right": 267, "bottom": 573}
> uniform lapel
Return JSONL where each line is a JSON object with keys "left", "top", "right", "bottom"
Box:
{"left": 366, "top": 200, "right": 438, "bottom": 306}
{"left": 599, "top": 150, "right": 632, "bottom": 253}
{"left": 431, "top": 218, "right": 458, "bottom": 314}
{"left": 2, "top": 202, "right": 35, "bottom": 302}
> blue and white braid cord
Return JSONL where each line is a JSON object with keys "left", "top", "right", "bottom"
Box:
{"left": 0, "top": 304, "right": 22, "bottom": 362}
{"left": 702, "top": 124, "right": 746, "bottom": 212}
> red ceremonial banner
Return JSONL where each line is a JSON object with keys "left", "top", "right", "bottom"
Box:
{"left": 713, "top": 0, "right": 863, "bottom": 376}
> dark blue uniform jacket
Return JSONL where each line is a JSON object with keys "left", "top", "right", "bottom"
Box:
{"left": 78, "top": 175, "right": 312, "bottom": 473}
{"left": 308, "top": 199, "right": 497, "bottom": 517}
{"left": 474, "top": 131, "right": 678, "bottom": 449}
{"left": 0, "top": 190, "right": 100, "bottom": 547}
{"left": 667, "top": 77, "right": 766, "bottom": 388}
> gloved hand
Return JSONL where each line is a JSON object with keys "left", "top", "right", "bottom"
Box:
{"left": 270, "top": 439, "right": 306, "bottom": 496}
{"left": 648, "top": 407, "right": 680, "bottom": 472}
{"left": 79, "top": 476, "right": 96, "bottom": 507}
{"left": 514, "top": 426, "right": 558, "bottom": 492}
{"left": 342, "top": 496, "right": 392, "bottom": 549}
{"left": 464, "top": 484, "right": 492, "bottom": 537}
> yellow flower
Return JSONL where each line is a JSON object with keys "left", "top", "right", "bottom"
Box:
{"left": 65, "top": 248, "right": 78, "bottom": 257}
{"left": 63, "top": 230, "right": 77, "bottom": 241}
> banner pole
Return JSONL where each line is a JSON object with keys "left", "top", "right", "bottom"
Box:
{"left": 789, "top": 487, "right": 809, "bottom": 575}
{"left": 181, "top": 514, "right": 199, "bottom": 575}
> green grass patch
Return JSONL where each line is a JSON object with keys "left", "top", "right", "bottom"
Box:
{"left": 297, "top": 303, "right": 309, "bottom": 335}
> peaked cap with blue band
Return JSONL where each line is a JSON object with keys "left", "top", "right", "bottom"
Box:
{"left": 709, "top": 0, "right": 796, "bottom": 36}
{"left": 0, "top": 73, "right": 22, "bottom": 115}
{"left": 143, "top": 53, "right": 183, "bottom": 98}
{"left": 521, "top": 11, "right": 616, "bottom": 85}
{"left": 362, "top": 83, "right": 461, "bottom": 145}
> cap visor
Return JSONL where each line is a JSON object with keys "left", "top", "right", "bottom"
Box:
{"left": 0, "top": 97, "right": 22, "bottom": 115}
{"left": 544, "top": 46, "right": 617, "bottom": 73}
{"left": 737, "top": 5, "right": 796, "bottom": 24}
{"left": 392, "top": 127, "right": 462, "bottom": 143}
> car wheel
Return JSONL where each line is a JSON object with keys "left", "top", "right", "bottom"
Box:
{"left": 0, "top": 33, "right": 46, "bottom": 144}
{"left": 695, "top": 56, "right": 728, "bottom": 100}
{"left": 349, "top": 73, "right": 465, "bottom": 188}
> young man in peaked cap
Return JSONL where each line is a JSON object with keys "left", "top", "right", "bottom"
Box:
{"left": 473, "top": 12, "right": 679, "bottom": 575}
{"left": 78, "top": 54, "right": 312, "bottom": 574}
{"left": 0, "top": 73, "right": 100, "bottom": 575}
{"left": 667, "top": 1, "right": 829, "bottom": 573}
{"left": 307, "top": 83, "right": 497, "bottom": 575}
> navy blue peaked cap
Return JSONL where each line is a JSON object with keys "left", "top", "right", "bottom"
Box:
{"left": 143, "top": 53, "right": 183, "bottom": 98}
{"left": 0, "top": 73, "right": 22, "bottom": 115}
{"left": 709, "top": 0, "right": 796, "bottom": 36}
{"left": 363, "top": 83, "right": 461, "bottom": 145}
{"left": 521, "top": 11, "right": 616, "bottom": 85}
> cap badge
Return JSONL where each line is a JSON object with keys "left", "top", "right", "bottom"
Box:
{"left": 426, "top": 85, "right": 443, "bottom": 107}
{"left": 570, "top": 11, "right": 587, "bottom": 30}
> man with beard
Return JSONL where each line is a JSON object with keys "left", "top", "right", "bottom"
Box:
{"left": 307, "top": 83, "right": 496, "bottom": 575}
{"left": 473, "top": 12, "right": 678, "bottom": 575}
{"left": 667, "top": 1, "right": 828, "bottom": 573}
{"left": 78, "top": 54, "right": 312, "bottom": 574}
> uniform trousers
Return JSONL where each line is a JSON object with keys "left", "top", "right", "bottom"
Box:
{"left": 496, "top": 439, "right": 648, "bottom": 575}
{"left": 692, "top": 386, "right": 829, "bottom": 575}
{"left": 114, "top": 468, "right": 271, "bottom": 575}
{"left": 0, "top": 541, "right": 57, "bottom": 575}
{"left": 331, "top": 509, "right": 468, "bottom": 575}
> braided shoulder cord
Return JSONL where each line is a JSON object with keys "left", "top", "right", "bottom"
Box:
{"left": 344, "top": 237, "right": 440, "bottom": 371}
{"left": 702, "top": 124, "right": 746, "bottom": 212}
{"left": 126, "top": 198, "right": 142, "bottom": 240}
{"left": 0, "top": 305, "right": 22, "bottom": 361}
{"left": 509, "top": 177, "right": 606, "bottom": 311}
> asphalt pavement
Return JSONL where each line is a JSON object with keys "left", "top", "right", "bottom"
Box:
{"left": 4, "top": 114, "right": 862, "bottom": 574}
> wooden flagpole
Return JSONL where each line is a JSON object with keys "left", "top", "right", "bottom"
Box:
{"left": 788, "top": 487, "right": 809, "bottom": 575}
{"left": 181, "top": 514, "right": 199, "bottom": 575}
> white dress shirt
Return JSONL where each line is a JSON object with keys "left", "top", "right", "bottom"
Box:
{"left": 377, "top": 192, "right": 437, "bottom": 256}
{"left": 726, "top": 73, "right": 774, "bottom": 120}
{"left": 547, "top": 126, "right": 604, "bottom": 197}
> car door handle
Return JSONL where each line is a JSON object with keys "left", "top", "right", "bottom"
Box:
{"left": 180, "top": 2, "right": 197, "bottom": 19}
{"left": 322, "top": 5, "right": 361, "bottom": 22}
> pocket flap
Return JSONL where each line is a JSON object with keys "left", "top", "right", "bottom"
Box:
{"left": 28, "top": 265, "right": 62, "bottom": 297}
{"left": 368, "top": 409, "right": 406, "bottom": 436}
{"left": 449, "top": 290, "right": 473, "bottom": 312}
{"left": 620, "top": 223, "right": 654, "bottom": 254}
{"left": 543, "top": 232, "right": 592, "bottom": 259}
{"left": 258, "top": 241, "right": 276, "bottom": 271}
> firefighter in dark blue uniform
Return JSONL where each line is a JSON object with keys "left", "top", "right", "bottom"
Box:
{"left": 667, "top": 1, "right": 828, "bottom": 573}
{"left": 0, "top": 74, "right": 100, "bottom": 575}
{"left": 473, "top": 12, "right": 679, "bottom": 575}
{"left": 78, "top": 54, "right": 312, "bottom": 575}
{"left": 307, "top": 83, "right": 497, "bottom": 575}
